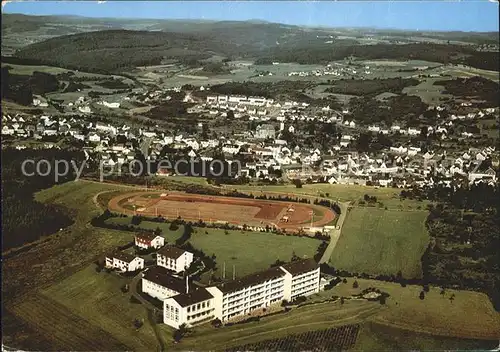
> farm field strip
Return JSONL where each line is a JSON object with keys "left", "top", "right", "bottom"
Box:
{"left": 40, "top": 265, "right": 159, "bottom": 351}
{"left": 226, "top": 324, "right": 361, "bottom": 352}
{"left": 9, "top": 294, "right": 127, "bottom": 351}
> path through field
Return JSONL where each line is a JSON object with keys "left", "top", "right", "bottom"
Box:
{"left": 319, "top": 202, "right": 349, "bottom": 264}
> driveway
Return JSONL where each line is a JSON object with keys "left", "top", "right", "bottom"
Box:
{"left": 319, "top": 202, "right": 349, "bottom": 264}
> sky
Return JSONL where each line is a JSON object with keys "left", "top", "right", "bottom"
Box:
{"left": 3, "top": 1, "right": 499, "bottom": 32}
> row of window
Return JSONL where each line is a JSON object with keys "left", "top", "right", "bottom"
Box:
{"left": 187, "top": 309, "right": 213, "bottom": 321}
{"left": 187, "top": 300, "right": 210, "bottom": 313}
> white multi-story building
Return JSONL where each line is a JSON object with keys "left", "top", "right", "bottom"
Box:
{"left": 105, "top": 252, "right": 144, "bottom": 272}
{"left": 142, "top": 266, "right": 186, "bottom": 300}
{"left": 280, "top": 259, "right": 321, "bottom": 301}
{"left": 134, "top": 233, "right": 165, "bottom": 250}
{"left": 157, "top": 246, "right": 194, "bottom": 273}
{"left": 164, "top": 288, "right": 215, "bottom": 329}
{"left": 163, "top": 259, "right": 320, "bottom": 328}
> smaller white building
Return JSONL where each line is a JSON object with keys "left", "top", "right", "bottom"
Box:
{"left": 157, "top": 246, "right": 194, "bottom": 273}
{"left": 135, "top": 233, "right": 165, "bottom": 250}
{"left": 142, "top": 266, "right": 186, "bottom": 301}
{"left": 105, "top": 252, "right": 144, "bottom": 272}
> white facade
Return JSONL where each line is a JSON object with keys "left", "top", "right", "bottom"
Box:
{"left": 157, "top": 247, "right": 194, "bottom": 273}
{"left": 141, "top": 266, "right": 185, "bottom": 301}
{"left": 163, "top": 259, "right": 320, "bottom": 328}
{"left": 135, "top": 234, "right": 165, "bottom": 249}
{"left": 105, "top": 253, "right": 144, "bottom": 272}
{"left": 164, "top": 288, "right": 215, "bottom": 329}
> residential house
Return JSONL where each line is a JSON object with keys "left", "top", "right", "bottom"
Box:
{"left": 157, "top": 246, "right": 194, "bottom": 273}
{"left": 135, "top": 233, "right": 165, "bottom": 250}
{"left": 105, "top": 252, "right": 144, "bottom": 272}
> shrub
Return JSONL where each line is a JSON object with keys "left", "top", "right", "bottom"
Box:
{"left": 353, "top": 280, "right": 359, "bottom": 289}
{"left": 419, "top": 291, "right": 425, "bottom": 300}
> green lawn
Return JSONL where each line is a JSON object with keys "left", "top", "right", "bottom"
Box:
{"left": 330, "top": 207, "right": 429, "bottom": 278}
{"left": 189, "top": 228, "right": 321, "bottom": 278}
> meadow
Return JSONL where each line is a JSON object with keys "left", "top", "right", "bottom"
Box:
{"left": 330, "top": 207, "right": 429, "bottom": 278}
{"left": 104, "top": 217, "right": 322, "bottom": 278}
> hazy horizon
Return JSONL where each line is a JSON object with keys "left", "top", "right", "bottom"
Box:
{"left": 3, "top": 1, "right": 499, "bottom": 32}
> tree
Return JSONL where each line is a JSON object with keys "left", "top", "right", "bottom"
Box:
{"left": 133, "top": 318, "right": 144, "bottom": 329}
{"left": 380, "top": 295, "right": 387, "bottom": 305}
{"left": 293, "top": 179, "right": 303, "bottom": 188}
{"left": 131, "top": 215, "right": 142, "bottom": 226}
{"left": 211, "top": 318, "right": 222, "bottom": 328}
{"left": 353, "top": 280, "right": 359, "bottom": 289}
{"left": 419, "top": 291, "right": 425, "bottom": 300}
{"left": 173, "top": 323, "right": 189, "bottom": 342}
{"left": 226, "top": 110, "right": 235, "bottom": 120}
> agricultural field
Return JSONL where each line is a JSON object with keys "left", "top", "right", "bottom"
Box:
{"left": 330, "top": 207, "right": 429, "bottom": 278}
{"left": 226, "top": 324, "right": 361, "bottom": 352}
{"left": 356, "top": 322, "right": 498, "bottom": 351}
{"left": 38, "top": 265, "right": 161, "bottom": 350}
{"left": 3, "top": 180, "right": 136, "bottom": 299}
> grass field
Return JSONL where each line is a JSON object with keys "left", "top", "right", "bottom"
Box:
{"left": 104, "top": 216, "right": 321, "bottom": 278}
{"left": 188, "top": 228, "right": 321, "bottom": 278}
{"left": 330, "top": 207, "right": 429, "bottom": 278}
{"left": 327, "top": 278, "right": 500, "bottom": 341}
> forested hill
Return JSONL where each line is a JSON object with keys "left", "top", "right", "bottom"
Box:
{"left": 12, "top": 30, "right": 228, "bottom": 73}
{"left": 256, "top": 42, "right": 500, "bottom": 71}
{"left": 10, "top": 24, "right": 499, "bottom": 73}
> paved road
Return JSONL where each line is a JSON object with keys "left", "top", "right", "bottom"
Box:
{"left": 319, "top": 202, "right": 349, "bottom": 264}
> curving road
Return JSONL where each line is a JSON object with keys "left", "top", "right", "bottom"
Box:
{"left": 319, "top": 202, "right": 349, "bottom": 264}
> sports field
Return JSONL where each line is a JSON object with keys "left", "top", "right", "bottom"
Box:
{"left": 330, "top": 207, "right": 429, "bottom": 278}
{"left": 108, "top": 191, "right": 336, "bottom": 232}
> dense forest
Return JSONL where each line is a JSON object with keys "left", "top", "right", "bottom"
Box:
{"left": 256, "top": 43, "right": 499, "bottom": 71}
{"left": 2, "top": 148, "right": 85, "bottom": 250}
{"left": 434, "top": 76, "right": 499, "bottom": 106}
{"left": 348, "top": 94, "right": 428, "bottom": 127}
{"left": 401, "top": 183, "right": 500, "bottom": 309}
{"left": 11, "top": 30, "right": 226, "bottom": 73}
{"left": 1, "top": 67, "right": 61, "bottom": 105}
{"left": 324, "top": 78, "right": 420, "bottom": 96}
